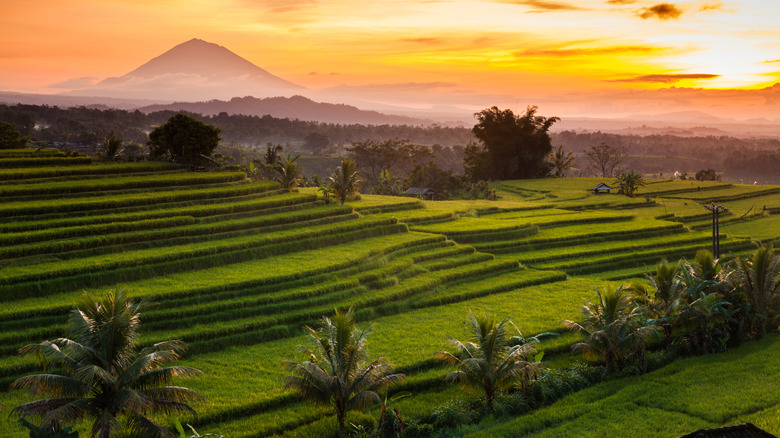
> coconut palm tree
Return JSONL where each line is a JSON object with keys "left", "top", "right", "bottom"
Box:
{"left": 729, "top": 244, "right": 780, "bottom": 336}
{"left": 548, "top": 145, "right": 575, "bottom": 177}
{"left": 274, "top": 153, "right": 303, "bottom": 190}
{"left": 329, "top": 159, "right": 361, "bottom": 205}
{"left": 435, "top": 312, "right": 543, "bottom": 414}
{"left": 283, "top": 308, "right": 403, "bottom": 438}
{"left": 11, "top": 289, "right": 203, "bottom": 438}
{"left": 563, "top": 286, "right": 659, "bottom": 374}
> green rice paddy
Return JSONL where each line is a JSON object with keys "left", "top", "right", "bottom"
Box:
{"left": 0, "top": 158, "right": 777, "bottom": 437}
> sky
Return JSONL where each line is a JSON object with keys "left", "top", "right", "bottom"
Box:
{"left": 2, "top": 0, "right": 780, "bottom": 119}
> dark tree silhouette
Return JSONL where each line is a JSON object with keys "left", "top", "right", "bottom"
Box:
{"left": 148, "top": 114, "right": 221, "bottom": 165}
{"left": 471, "top": 106, "right": 559, "bottom": 180}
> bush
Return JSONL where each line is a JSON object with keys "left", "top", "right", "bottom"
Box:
{"left": 432, "top": 399, "right": 479, "bottom": 428}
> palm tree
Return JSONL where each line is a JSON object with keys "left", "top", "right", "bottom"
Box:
{"left": 435, "top": 312, "right": 543, "bottom": 414}
{"left": 263, "top": 144, "right": 283, "bottom": 166}
{"left": 548, "top": 145, "right": 575, "bottom": 177}
{"left": 563, "top": 286, "right": 659, "bottom": 374}
{"left": 11, "top": 289, "right": 203, "bottom": 438}
{"left": 730, "top": 244, "right": 780, "bottom": 336}
{"left": 329, "top": 159, "right": 361, "bottom": 205}
{"left": 632, "top": 260, "right": 685, "bottom": 349}
{"left": 614, "top": 169, "right": 645, "bottom": 197}
{"left": 283, "top": 308, "right": 404, "bottom": 438}
{"left": 274, "top": 153, "right": 303, "bottom": 190}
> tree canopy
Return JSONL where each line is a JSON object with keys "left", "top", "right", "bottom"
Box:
{"left": 470, "top": 106, "right": 559, "bottom": 180}
{"left": 11, "top": 289, "right": 203, "bottom": 438}
{"left": 148, "top": 114, "right": 221, "bottom": 165}
{"left": 0, "top": 121, "right": 29, "bottom": 149}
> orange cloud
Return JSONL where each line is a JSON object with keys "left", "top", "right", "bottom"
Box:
{"left": 497, "top": 0, "right": 585, "bottom": 12}
{"left": 515, "top": 45, "right": 663, "bottom": 57}
{"left": 399, "top": 37, "right": 443, "bottom": 44}
{"left": 638, "top": 3, "right": 684, "bottom": 20}
{"left": 698, "top": 3, "right": 723, "bottom": 12}
{"left": 607, "top": 74, "right": 721, "bottom": 83}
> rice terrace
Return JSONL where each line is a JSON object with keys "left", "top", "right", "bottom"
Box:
{"left": 0, "top": 144, "right": 778, "bottom": 437}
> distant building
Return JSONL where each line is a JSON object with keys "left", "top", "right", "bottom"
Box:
{"left": 593, "top": 182, "right": 612, "bottom": 195}
{"left": 404, "top": 187, "right": 436, "bottom": 200}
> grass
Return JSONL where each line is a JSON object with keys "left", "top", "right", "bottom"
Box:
{"left": 0, "top": 165, "right": 778, "bottom": 438}
{"left": 468, "top": 334, "right": 780, "bottom": 437}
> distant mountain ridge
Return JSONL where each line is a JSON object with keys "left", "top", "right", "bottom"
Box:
{"left": 139, "top": 95, "right": 429, "bottom": 125}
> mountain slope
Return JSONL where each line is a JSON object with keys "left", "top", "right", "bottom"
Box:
{"left": 66, "top": 38, "right": 303, "bottom": 101}
{"left": 139, "top": 95, "right": 428, "bottom": 125}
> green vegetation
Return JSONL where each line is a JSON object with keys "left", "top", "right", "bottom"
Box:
{"left": 0, "top": 155, "right": 778, "bottom": 438}
{"left": 283, "top": 308, "right": 404, "bottom": 438}
{"left": 11, "top": 289, "right": 202, "bottom": 438}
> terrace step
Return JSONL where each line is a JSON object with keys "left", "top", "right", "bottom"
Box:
{"left": 533, "top": 238, "right": 755, "bottom": 275}
{"left": 507, "top": 231, "right": 714, "bottom": 265}
{"left": 473, "top": 219, "right": 687, "bottom": 253}
{"left": 0, "top": 218, "right": 407, "bottom": 300}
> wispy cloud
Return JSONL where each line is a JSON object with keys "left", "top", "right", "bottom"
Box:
{"left": 399, "top": 37, "right": 443, "bottom": 44}
{"left": 515, "top": 45, "right": 662, "bottom": 57}
{"left": 638, "top": 3, "right": 684, "bottom": 20}
{"left": 607, "top": 73, "right": 720, "bottom": 83}
{"left": 497, "top": 0, "right": 585, "bottom": 12}
{"left": 248, "top": 0, "right": 317, "bottom": 14}
{"left": 698, "top": 2, "right": 723, "bottom": 12}
{"left": 47, "top": 77, "right": 99, "bottom": 89}
{"left": 606, "top": 0, "right": 636, "bottom": 4}
{"left": 328, "top": 82, "right": 458, "bottom": 93}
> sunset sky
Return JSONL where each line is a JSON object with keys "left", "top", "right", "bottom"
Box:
{"left": 2, "top": 0, "right": 779, "bottom": 118}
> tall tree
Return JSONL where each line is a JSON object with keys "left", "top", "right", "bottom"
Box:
{"left": 283, "top": 308, "right": 404, "bottom": 438}
{"left": 274, "top": 153, "right": 303, "bottom": 190}
{"left": 585, "top": 142, "right": 625, "bottom": 177}
{"left": 548, "top": 145, "right": 575, "bottom": 177}
{"left": 346, "top": 139, "right": 432, "bottom": 182}
{"left": 435, "top": 312, "right": 543, "bottom": 414}
{"left": 148, "top": 114, "right": 221, "bottom": 166}
{"left": 11, "top": 289, "right": 203, "bottom": 438}
{"left": 329, "top": 159, "right": 362, "bottom": 205}
{"left": 0, "top": 121, "right": 30, "bottom": 149}
{"left": 730, "top": 244, "right": 780, "bottom": 337}
{"left": 471, "top": 106, "right": 559, "bottom": 180}
{"left": 303, "top": 132, "right": 331, "bottom": 154}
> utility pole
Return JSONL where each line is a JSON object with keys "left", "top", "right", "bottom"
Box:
{"left": 703, "top": 202, "right": 727, "bottom": 258}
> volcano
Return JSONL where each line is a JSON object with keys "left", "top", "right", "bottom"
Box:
{"left": 66, "top": 38, "right": 304, "bottom": 101}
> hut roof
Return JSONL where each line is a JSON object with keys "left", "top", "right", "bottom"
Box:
{"left": 678, "top": 423, "right": 777, "bottom": 438}
{"left": 404, "top": 187, "right": 436, "bottom": 196}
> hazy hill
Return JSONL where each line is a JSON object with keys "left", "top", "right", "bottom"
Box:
{"left": 139, "top": 95, "right": 429, "bottom": 125}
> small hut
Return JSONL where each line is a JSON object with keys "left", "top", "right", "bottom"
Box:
{"left": 593, "top": 182, "right": 612, "bottom": 195}
{"left": 404, "top": 187, "right": 436, "bottom": 200}
{"left": 678, "top": 423, "right": 777, "bottom": 438}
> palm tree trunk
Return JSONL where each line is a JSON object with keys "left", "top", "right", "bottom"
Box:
{"left": 337, "top": 410, "right": 346, "bottom": 438}
{"left": 485, "top": 383, "right": 495, "bottom": 414}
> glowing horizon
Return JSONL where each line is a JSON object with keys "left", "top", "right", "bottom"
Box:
{"left": 2, "top": 0, "right": 779, "bottom": 117}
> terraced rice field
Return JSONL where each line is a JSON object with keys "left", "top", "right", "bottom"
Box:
{"left": 0, "top": 151, "right": 778, "bottom": 437}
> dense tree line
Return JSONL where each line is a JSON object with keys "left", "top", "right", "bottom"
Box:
{"left": 0, "top": 104, "right": 474, "bottom": 150}
{"left": 553, "top": 131, "right": 780, "bottom": 178}
{"left": 3, "top": 103, "right": 779, "bottom": 181}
